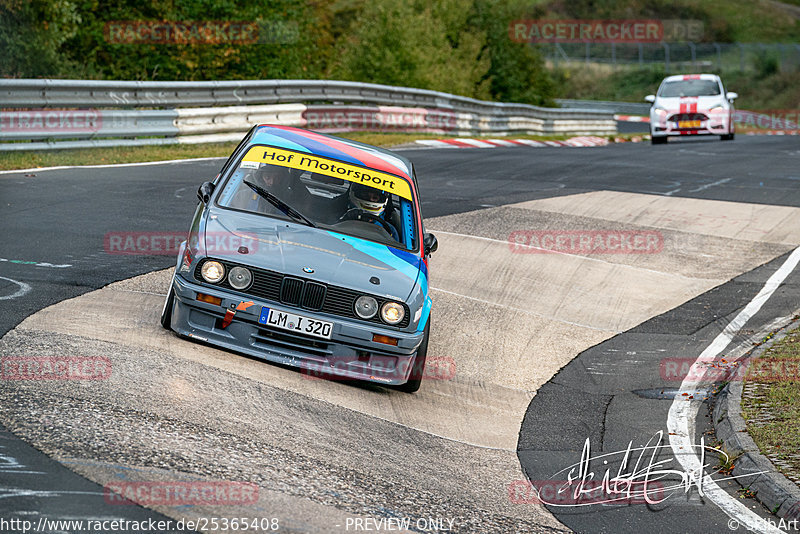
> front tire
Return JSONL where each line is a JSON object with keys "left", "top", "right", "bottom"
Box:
{"left": 721, "top": 133, "right": 734, "bottom": 141}
{"left": 397, "top": 318, "right": 430, "bottom": 393}
{"left": 160, "top": 286, "right": 175, "bottom": 330}
{"left": 651, "top": 135, "right": 667, "bottom": 145}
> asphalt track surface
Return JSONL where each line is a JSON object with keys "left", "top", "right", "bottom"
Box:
{"left": 1, "top": 134, "right": 800, "bottom": 533}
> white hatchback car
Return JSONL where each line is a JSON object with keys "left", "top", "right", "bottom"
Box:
{"left": 646, "top": 74, "right": 737, "bottom": 144}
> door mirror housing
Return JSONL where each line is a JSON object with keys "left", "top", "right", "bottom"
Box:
{"left": 197, "top": 181, "right": 215, "bottom": 204}
{"left": 423, "top": 233, "right": 438, "bottom": 256}
{"left": 726, "top": 91, "right": 738, "bottom": 101}
{"left": 644, "top": 95, "right": 656, "bottom": 103}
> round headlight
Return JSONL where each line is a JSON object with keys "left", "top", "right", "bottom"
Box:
{"left": 228, "top": 266, "right": 252, "bottom": 290}
{"left": 380, "top": 301, "right": 405, "bottom": 325}
{"left": 354, "top": 296, "right": 378, "bottom": 319}
{"left": 201, "top": 260, "right": 225, "bottom": 283}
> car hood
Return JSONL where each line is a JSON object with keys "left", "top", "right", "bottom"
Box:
{"left": 655, "top": 95, "right": 728, "bottom": 111}
{"left": 204, "top": 207, "right": 422, "bottom": 301}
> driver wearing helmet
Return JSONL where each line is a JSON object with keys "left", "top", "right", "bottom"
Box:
{"left": 241, "top": 165, "right": 297, "bottom": 212}
{"left": 348, "top": 183, "right": 400, "bottom": 241}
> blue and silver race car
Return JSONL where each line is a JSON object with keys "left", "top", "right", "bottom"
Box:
{"left": 161, "top": 125, "right": 436, "bottom": 392}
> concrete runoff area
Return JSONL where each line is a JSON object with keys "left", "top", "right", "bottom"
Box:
{"left": 2, "top": 190, "right": 800, "bottom": 531}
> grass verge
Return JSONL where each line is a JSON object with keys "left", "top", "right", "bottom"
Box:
{"left": 740, "top": 321, "right": 800, "bottom": 484}
{"left": 0, "top": 131, "right": 638, "bottom": 172}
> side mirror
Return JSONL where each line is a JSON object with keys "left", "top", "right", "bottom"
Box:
{"left": 726, "top": 92, "right": 738, "bottom": 101}
{"left": 197, "top": 181, "right": 215, "bottom": 204}
{"left": 644, "top": 95, "right": 656, "bottom": 103}
{"left": 423, "top": 233, "right": 438, "bottom": 256}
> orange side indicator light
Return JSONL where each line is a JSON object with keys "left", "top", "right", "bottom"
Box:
{"left": 197, "top": 293, "right": 222, "bottom": 306}
{"left": 372, "top": 334, "right": 398, "bottom": 346}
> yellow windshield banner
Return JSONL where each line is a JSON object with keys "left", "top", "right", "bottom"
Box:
{"left": 241, "top": 146, "right": 412, "bottom": 201}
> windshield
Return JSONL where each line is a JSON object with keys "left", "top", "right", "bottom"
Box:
{"left": 216, "top": 146, "right": 418, "bottom": 251}
{"left": 659, "top": 79, "right": 721, "bottom": 97}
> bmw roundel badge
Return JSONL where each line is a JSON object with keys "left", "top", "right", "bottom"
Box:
{"left": 302, "top": 267, "right": 314, "bottom": 274}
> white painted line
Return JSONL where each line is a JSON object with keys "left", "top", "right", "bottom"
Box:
{"left": 0, "top": 156, "right": 226, "bottom": 176}
{"left": 688, "top": 178, "right": 732, "bottom": 193}
{"left": 667, "top": 246, "right": 800, "bottom": 534}
{"left": 0, "top": 276, "right": 32, "bottom": 300}
{"left": 0, "top": 258, "right": 72, "bottom": 268}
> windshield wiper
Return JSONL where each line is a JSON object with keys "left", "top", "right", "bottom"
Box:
{"left": 243, "top": 180, "right": 316, "bottom": 228}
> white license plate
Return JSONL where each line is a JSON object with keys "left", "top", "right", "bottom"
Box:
{"left": 258, "top": 307, "right": 333, "bottom": 340}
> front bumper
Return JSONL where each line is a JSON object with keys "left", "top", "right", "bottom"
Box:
{"left": 169, "top": 274, "right": 425, "bottom": 385}
{"left": 650, "top": 114, "right": 732, "bottom": 137}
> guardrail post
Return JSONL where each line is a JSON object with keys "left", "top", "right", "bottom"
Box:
{"left": 714, "top": 43, "right": 721, "bottom": 71}
{"left": 739, "top": 43, "right": 745, "bottom": 71}
{"left": 638, "top": 43, "right": 643, "bottom": 66}
{"left": 611, "top": 42, "right": 616, "bottom": 70}
{"left": 688, "top": 42, "right": 696, "bottom": 71}
{"left": 795, "top": 45, "right": 800, "bottom": 72}
{"left": 663, "top": 43, "right": 670, "bottom": 72}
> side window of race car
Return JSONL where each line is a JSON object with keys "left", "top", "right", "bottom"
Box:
{"left": 216, "top": 127, "right": 256, "bottom": 185}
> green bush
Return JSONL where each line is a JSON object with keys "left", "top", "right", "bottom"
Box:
{"left": 0, "top": 0, "right": 82, "bottom": 77}
{"left": 330, "top": 0, "right": 555, "bottom": 105}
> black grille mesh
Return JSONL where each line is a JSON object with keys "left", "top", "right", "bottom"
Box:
{"left": 302, "top": 282, "right": 326, "bottom": 311}
{"left": 280, "top": 277, "right": 304, "bottom": 306}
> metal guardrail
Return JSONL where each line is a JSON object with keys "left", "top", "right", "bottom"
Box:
{"left": 556, "top": 99, "right": 651, "bottom": 116}
{"left": 0, "top": 79, "right": 618, "bottom": 151}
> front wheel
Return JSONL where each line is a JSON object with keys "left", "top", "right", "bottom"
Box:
{"left": 160, "top": 286, "right": 176, "bottom": 330}
{"left": 651, "top": 135, "right": 667, "bottom": 145}
{"left": 396, "top": 318, "right": 430, "bottom": 393}
{"left": 721, "top": 133, "right": 734, "bottom": 141}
